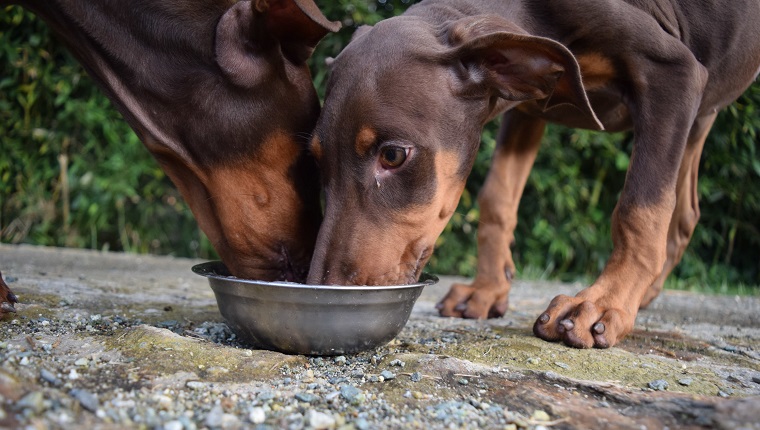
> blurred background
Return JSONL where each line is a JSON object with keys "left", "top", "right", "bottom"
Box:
{"left": 1, "top": 0, "right": 758, "bottom": 293}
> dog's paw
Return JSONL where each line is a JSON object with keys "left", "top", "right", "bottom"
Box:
{"left": 0, "top": 271, "right": 18, "bottom": 319}
{"left": 436, "top": 281, "right": 509, "bottom": 319}
{"left": 532, "top": 294, "right": 633, "bottom": 348}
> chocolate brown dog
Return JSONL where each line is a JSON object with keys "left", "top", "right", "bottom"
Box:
{"left": 307, "top": 0, "right": 760, "bottom": 348}
{"left": 0, "top": 0, "right": 338, "bottom": 318}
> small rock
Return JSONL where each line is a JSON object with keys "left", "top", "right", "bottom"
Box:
{"left": 220, "top": 413, "right": 240, "bottom": 429}
{"left": 458, "top": 378, "right": 469, "bottom": 385}
{"left": 74, "top": 358, "right": 89, "bottom": 367}
{"left": 648, "top": 379, "right": 669, "bottom": 391}
{"left": 308, "top": 410, "right": 335, "bottom": 429}
{"left": 19, "top": 356, "right": 30, "bottom": 366}
{"left": 389, "top": 359, "right": 405, "bottom": 367}
{"left": 205, "top": 405, "right": 224, "bottom": 428}
{"left": 531, "top": 410, "right": 551, "bottom": 421}
{"left": 380, "top": 370, "right": 396, "bottom": 381}
{"left": 718, "top": 390, "right": 730, "bottom": 398}
{"left": 249, "top": 407, "right": 266, "bottom": 424}
{"left": 677, "top": 378, "right": 693, "bottom": 386}
{"left": 410, "top": 372, "right": 422, "bottom": 382}
{"left": 164, "top": 420, "right": 183, "bottom": 430}
{"left": 412, "top": 391, "right": 425, "bottom": 399}
{"left": 18, "top": 391, "right": 45, "bottom": 414}
{"left": 155, "top": 394, "right": 173, "bottom": 411}
{"left": 334, "top": 356, "right": 347, "bottom": 365}
{"left": 527, "top": 357, "right": 540, "bottom": 365}
{"left": 40, "top": 368, "right": 62, "bottom": 387}
{"left": 71, "top": 389, "right": 99, "bottom": 412}
{"left": 295, "top": 392, "right": 317, "bottom": 403}
{"left": 68, "top": 369, "right": 80, "bottom": 380}
{"left": 340, "top": 385, "right": 364, "bottom": 405}
{"left": 752, "top": 375, "right": 760, "bottom": 384}
{"left": 355, "top": 418, "right": 370, "bottom": 430}
{"left": 554, "top": 362, "right": 569, "bottom": 370}
{"left": 186, "top": 381, "right": 205, "bottom": 390}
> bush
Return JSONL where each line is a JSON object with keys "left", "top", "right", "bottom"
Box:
{"left": 2, "top": 1, "right": 758, "bottom": 290}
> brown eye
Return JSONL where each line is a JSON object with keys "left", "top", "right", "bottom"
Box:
{"left": 379, "top": 146, "right": 408, "bottom": 169}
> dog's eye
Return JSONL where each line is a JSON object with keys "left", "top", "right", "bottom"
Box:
{"left": 379, "top": 146, "right": 408, "bottom": 169}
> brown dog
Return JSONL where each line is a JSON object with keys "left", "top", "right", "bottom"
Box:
{"left": 0, "top": 0, "right": 338, "bottom": 318}
{"left": 307, "top": 0, "right": 760, "bottom": 348}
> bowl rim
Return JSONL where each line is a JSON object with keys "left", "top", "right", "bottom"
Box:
{"left": 192, "top": 261, "right": 438, "bottom": 290}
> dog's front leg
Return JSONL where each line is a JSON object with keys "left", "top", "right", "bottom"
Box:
{"left": 533, "top": 52, "right": 709, "bottom": 348}
{"left": 438, "top": 110, "right": 546, "bottom": 318}
{"left": 0, "top": 271, "right": 18, "bottom": 318}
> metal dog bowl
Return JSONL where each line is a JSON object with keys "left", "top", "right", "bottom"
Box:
{"left": 192, "top": 261, "right": 437, "bottom": 355}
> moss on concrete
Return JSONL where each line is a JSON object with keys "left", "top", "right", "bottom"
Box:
{"left": 106, "top": 325, "right": 306, "bottom": 383}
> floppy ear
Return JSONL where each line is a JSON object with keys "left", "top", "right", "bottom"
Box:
{"left": 216, "top": 0, "right": 341, "bottom": 87}
{"left": 448, "top": 15, "right": 603, "bottom": 130}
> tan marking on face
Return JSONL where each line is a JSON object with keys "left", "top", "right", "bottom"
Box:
{"left": 576, "top": 53, "right": 615, "bottom": 90}
{"left": 195, "top": 131, "right": 317, "bottom": 279}
{"left": 354, "top": 126, "right": 377, "bottom": 156}
{"left": 393, "top": 149, "right": 466, "bottom": 241}
{"left": 310, "top": 135, "right": 323, "bottom": 163}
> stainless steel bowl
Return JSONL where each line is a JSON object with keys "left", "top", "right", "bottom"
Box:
{"left": 192, "top": 261, "right": 437, "bottom": 355}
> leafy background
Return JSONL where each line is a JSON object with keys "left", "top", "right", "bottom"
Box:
{"left": 2, "top": 0, "right": 758, "bottom": 292}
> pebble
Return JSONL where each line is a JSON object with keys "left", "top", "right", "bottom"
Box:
{"left": 295, "top": 392, "right": 317, "bottom": 403}
{"left": 648, "top": 380, "right": 669, "bottom": 391}
{"left": 71, "top": 389, "right": 99, "bottom": 412}
{"left": 74, "top": 358, "right": 89, "bottom": 366}
{"left": 340, "top": 385, "right": 364, "bottom": 405}
{"left": 249, "top": 407, "right": 266, "bottom": 424}
{"left": 40, "top": 369, "right": 63, "bottom": 387}
{"left": 186, "top": 381, "right": 205, "bottom": 390}
{"left": 205, "top": 405, "right": 224, "bottom": 428}
{"left": 389, "top": 359, "right": 405, "bottom": 367}
{"left": 531, "top": 410, "right": 551, "bottom": 421}
{"left": 554, "top": 362, "right": 569, "bottom": 370}
{"left": 164, "top": 420, "right": 183, "bottom": 430}
{"left": 307, "top": 410, "right": 335, "bottom": 429}
{"left": 677, "top": 378, "right": 693, "bottom": 386}
{"left": 355, "top": 418, "right": 370, "bottom": 430}
{"left": 410, "top": 372, "right": 422, "bottom": 382}
{"left": 334, "top": 356, "right": 347, "bottom": 365}
{"left": 380, "top": 370, "right": 396, "bottom": 380}
{"left": 18, "top": 391, "right": 45, "bottom": 414}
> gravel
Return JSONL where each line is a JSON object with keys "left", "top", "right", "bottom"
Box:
{"left": 1, "top": 311, "right": 551, "bottom": 430}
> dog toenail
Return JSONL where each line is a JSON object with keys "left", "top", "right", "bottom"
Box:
{"left": 8, "top": 292, "right": 18, "bottom": 303}
{"left": 434, "top": 302, "right": 443, "bottom": 310}
{"left": 560, "top": 319, "right": 574, "bottom": 331}
{"left": 454, "top": 303, "right": 467, "bottom": 312}
{"left": 538, "top": 313, "right": 550, "bottom": 324}
{"left": 593, "top": 322, "right": 605, "bottom": 334}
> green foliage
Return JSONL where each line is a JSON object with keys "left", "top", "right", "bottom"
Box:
{"left": 1, "top": 1, "right": 758, "bottom": 291}
{"left": 0, "top": 7, "right": 214, "bottom": 258}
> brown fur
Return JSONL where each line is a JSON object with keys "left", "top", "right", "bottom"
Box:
{"left": 2, "top": 0, "right": 339, "bottom": 286}
{"left": 308, "top": 0, "right": 760, "bottom": 348}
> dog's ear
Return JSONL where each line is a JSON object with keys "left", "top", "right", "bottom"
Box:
{"left": 216, "top": 0, "right": 340, "bottom": 87}
{"left": 449, "top": 15, "right": 603, "bottom": 130}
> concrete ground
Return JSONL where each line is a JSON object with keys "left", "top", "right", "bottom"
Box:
{"left": 0, "top": 244, "right": 758, "bottom": 429}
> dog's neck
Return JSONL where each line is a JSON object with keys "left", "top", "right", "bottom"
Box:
{"left": 12, "top": 0, "right": 246, "bottom": 165}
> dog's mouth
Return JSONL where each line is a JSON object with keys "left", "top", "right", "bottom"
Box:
{"left": 276, "top": 244, "right": 309, "bottom": 283}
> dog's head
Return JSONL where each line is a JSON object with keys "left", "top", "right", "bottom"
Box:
{"left": 307, "top": 14, "right": 598, "bottom": 285}
{"left": 147, "top": 0, "right": 339, "bottom": 282}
